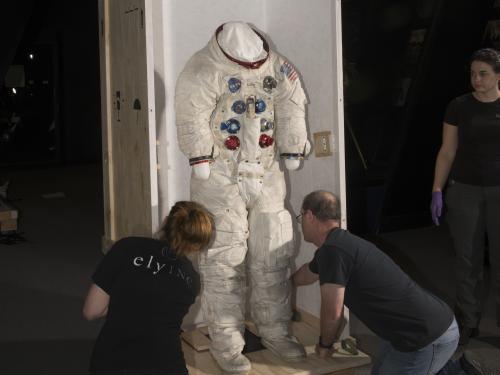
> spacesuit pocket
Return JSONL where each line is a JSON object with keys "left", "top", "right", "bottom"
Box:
{"left": 201, "top": 279, "right": 246, "bottom": 326}
{"left": 237, "top": 162, "right": 265, "bottom": 201}
{"left": 252, "top": 209, "right": 294, "bottom": 269}
{"left": 289, "top": 84, "right": 307, "bottom": 107}
{"left": 204, "top": 207, "right": 248, "bottom": 267}
{"left": 275, "top": 210, "right": 294, "bottom": 267}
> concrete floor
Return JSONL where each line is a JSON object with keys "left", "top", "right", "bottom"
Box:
{"left": 1, "top": 164, "right": 499, "bottom": 374}
{"left": 351, "top": 226, "right": 500, "bottom": 374}
{"left": 0, "top": 164, "right": 104, "bottom": 375}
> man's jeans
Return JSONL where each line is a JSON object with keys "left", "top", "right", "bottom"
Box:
{"left": 436, "top": 359, "right": 467, "bottom": 375}
{"left": 371, "top": 318, "right": 459, "bottom": 375}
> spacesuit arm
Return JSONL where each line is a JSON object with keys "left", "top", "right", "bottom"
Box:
{"left": 274, "top": 59, "right": 309, "bottom": 161}
{"left": 175, "top": 53, "right": 219, "bottom": 165}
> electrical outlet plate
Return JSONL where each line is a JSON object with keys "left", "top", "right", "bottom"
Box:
{"left": 313, "top": 131, "right": 333, "bottom": 157}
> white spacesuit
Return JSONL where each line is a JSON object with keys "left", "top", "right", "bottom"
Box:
{"left": 175, "top": 22, "right": 308, "bottom": 373}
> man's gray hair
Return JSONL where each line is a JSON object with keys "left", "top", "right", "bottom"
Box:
{"left": 302, "top": 190, "right": 341, "bottom": 222}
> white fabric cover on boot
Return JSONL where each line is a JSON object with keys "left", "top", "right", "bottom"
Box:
{"left": 261, "top": 334, "right": 306, "bottom": 362}
{"left": 210, "top": 348, "right": 251, "bottom": 374}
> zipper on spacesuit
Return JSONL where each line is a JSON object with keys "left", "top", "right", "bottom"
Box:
{"left": 246, "top": 96, "right": 256, "bottom": 119}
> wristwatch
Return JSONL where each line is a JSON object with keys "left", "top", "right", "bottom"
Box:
{"left": 318, "top": 336, "right": 335, "bottom": 349}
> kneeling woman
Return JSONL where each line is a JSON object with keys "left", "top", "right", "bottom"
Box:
{"left": 83, "top": 201, "right": 213, "bottom": 375}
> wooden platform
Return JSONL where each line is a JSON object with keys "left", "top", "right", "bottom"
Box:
{"left": 0, "top": 197, "right": 18, "bottom": 232}
{"left": 182, "top": 321, "right": 371, "bottom": 374}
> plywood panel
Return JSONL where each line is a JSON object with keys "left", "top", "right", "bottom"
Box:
{"left": 98, "top": 0, "right": 113, "bottom": 248}
{"left": 183, "top": 321, "right": 370, "bottom": 375}
{"left": 182, "top": 329, "right": 211, "bottom": 352}
{"left": 101, "top": 0, "right": 158, "bottom": 243}
{"left": 184, "top": 340, "right": 369, "bottom": 375}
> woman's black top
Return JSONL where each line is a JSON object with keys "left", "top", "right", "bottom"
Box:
{"left": 89, "top": 237, "right": 200, "bottom": 374}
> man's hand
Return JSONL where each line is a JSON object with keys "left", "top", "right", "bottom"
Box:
{"left": 292, "top": 263, "right": 318, "bottom": 286}
{"left": 315, "top": 344, "right": 336, "bottom": 358}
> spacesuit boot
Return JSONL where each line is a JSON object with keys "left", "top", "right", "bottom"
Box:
{"left": 249, "top": 267, "right": 306, "bottom": 362}
{"left": 200, "top": 262, "right": 251, "bottom": 374}
{"left": 261, "top": 331, "right": 306, "bottom": 363}
{"left": 248, "top": 207, "right": 306, "bottom": 362}
{"left": 209, "top": 347, "right": 251, "bottom": 375}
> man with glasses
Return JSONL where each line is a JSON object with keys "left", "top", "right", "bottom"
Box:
{"left": 292, "top": 190, "right": 460, "bottom": 374}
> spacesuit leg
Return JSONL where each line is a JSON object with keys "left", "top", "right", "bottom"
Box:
{"left": 247, "top": 166, "right": 306, "bottom": 361}
{"left": 191, "top": 167, "right": 251, "bottom": 373}
{"left": 200, "top": 262, "right": 249, "bottom": 372}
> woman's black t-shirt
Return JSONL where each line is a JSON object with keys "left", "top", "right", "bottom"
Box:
{"left": 444, "top": 93, "right": 500, "bottom": 186}
{"left": 89, "top": 237, "right": 200, "bottom": 374}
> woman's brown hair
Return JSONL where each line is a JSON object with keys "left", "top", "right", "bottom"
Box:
{"left": 156, "top": 201, "right": 213, "bottom": 257}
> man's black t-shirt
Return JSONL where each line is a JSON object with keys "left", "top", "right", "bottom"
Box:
{"left": 89, "top": 237, "right": 200, "bottom": 374}
{"left": 309, "top": 229, "right": 453, "bottom": 352}
{"left": 444, "top": 93, "right": 500, "bottom": 186}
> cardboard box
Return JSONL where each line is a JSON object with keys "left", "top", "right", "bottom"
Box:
{"left": 0, "top": 197, "right": 18, "bottom": 232}
{"left": 0, "top": 218, "right": 17, "bottom": 232}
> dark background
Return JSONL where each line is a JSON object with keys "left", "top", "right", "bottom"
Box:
{"left": 343, "top": 0, "right": 498, "bottom": 234}
{"left": 0, "top": 0, "right": 101, "bottom": 167}
{"left": 1, "top": 0, "right": 499, "bottom": 235}
{"left": 1, "top": 2, "right": 500, "bottom": 373}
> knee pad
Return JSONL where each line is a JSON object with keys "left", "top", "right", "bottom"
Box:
{"left": 248, "top": 209, "right": 294, "bottom": 269}
{"left": 201, "top": 276, "right": 247, "bottom": 327}
{"left": 199, "top": 206, "right": 249, "bottom": 268}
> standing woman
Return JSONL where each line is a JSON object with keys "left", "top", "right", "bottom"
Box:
{"left": 431, "top": 48, "right": 500, "bottom": 345}
{"left": 83, "top": 201, "right": 213, "bottom": 374}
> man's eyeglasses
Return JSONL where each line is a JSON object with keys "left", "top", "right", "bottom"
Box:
{"left": 296, "top": 213, "right": 303, "bottom": 223}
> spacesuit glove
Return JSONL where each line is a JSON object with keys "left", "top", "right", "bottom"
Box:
{"left": 285, "top": 158, "right": 300, "bottom": 170}
{"left": 430, "top": 191, "right": 443, "bottom": 226}
{"left": 192, "top": 162, "right": 211, "bottom": 180}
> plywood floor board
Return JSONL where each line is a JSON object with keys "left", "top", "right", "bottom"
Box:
{"left": 183, "top": 321, "right": 371, "bottom": 374}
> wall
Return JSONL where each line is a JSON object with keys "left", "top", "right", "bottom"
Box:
{"left": 264, "top": 0, "right": 346, "bottom": 318}
{"left": 154, "top": 0, "right": 345, "bottom": 324}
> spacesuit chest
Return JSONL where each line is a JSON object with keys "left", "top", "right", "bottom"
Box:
{"left": 211, "top": 72, "right": 280, "bottom": 163}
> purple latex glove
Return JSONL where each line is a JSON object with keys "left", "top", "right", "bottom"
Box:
{"left": 430, "top": 191, "right": 443, "bottom": 226}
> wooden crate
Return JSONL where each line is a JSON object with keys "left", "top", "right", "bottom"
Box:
{"left": 0, "top": 197, "right": 18, "bottom": 232}
{"left": 0, "top": 218, "right": 17, "bottom": 232}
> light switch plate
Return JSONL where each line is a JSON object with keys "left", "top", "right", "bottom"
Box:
{"left": 313, "top": 131, "right": 333, "bottom": 157}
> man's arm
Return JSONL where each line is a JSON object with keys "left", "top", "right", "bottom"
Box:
{"left": 432, "top": 123, "right": 458, "bottom": 192}
{"left": 83, "top": 283, "right": 110, "bottom": 321}
{"left": 316, "top": 283, "right": 345, "bottom": 358}
{"left": 292, "top": 263, "right": 319, "bottom": 286}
